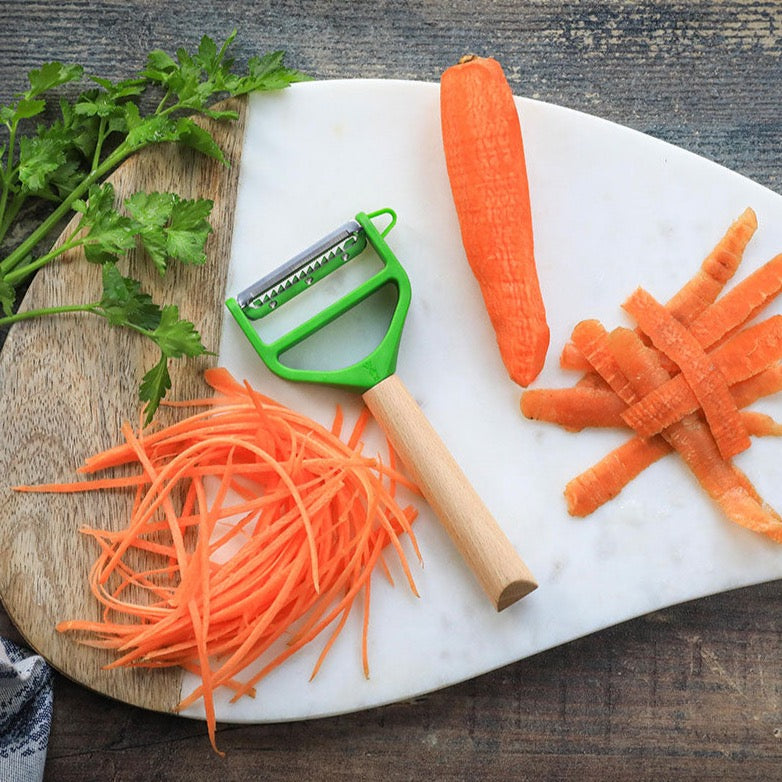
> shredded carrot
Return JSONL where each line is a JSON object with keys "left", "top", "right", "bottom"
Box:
{"left": 18, "top": 368, "right": 421, "bottom": 754}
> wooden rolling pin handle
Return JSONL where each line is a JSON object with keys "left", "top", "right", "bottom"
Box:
{"left": 362, "top": 374, "right": 537, "bottom": 611}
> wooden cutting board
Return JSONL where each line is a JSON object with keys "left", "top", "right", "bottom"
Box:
{"left": 0, "top": 98, "right": 247, "bottom": 712}
{"left": 3, "top": 80, "right": 782, "bottom": 724}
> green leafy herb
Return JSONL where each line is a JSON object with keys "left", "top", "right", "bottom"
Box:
{"left": 0, "top": 31, "right": 309, "bottom": 420}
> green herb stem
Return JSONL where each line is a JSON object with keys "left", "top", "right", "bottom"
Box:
{"left": 4, "top": 234, "right": 84, "bottom": 285}
{"left": 0, "top": 301, "right": 96, "bottom": 327}
{"left": 0, "top": 192, "right": 25, "bottom": 247}
{"left": 0, "top": 143, "right": 129, "bottom": 275}
{"left": 91, "top": 116, "right": 108, "bottom": 172}
{"left": 0, "top": 120, "right": 19, "bottom": 235}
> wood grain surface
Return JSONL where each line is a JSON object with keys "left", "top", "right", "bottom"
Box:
{"left": 0, "top": 97, "right": 246, "bottom": 715}
{"left": 2, "top": 2, "right": 782, "bottom": 780}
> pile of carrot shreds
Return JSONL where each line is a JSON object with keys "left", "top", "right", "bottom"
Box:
{"left": 521, "top": 206, "right": 782, "bottom": 541}
{"left": 16, "top": 368, "right": 421, "bottom": 754}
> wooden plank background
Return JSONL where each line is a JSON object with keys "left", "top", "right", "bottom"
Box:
{"left": 2, "top": 2, "right": 782, "bottom": 779}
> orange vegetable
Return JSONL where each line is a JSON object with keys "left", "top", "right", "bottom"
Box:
{"left": 565, "top": 435, "right": 670, "bottom": 517}
{"left": 17, "top": 368, "right": 421, "bottom": 754}
{"left": 521, "top": 386, "right": 627, "bottom": 431}
{"left": 621, "top": 315, "right": 782, "bottom": 438}
{"left": 664, "top": 206, "right": 757, "bottom": 324}
{"left": 622, "top": 287, "right": 749, "bottom": 459}
{"left": 564, "top": 354, "right": 782, "bottom": 517}
{"left": 440, "top": 54, "right": 549, "bottom": 386}
{"left": 525, "top": 209, "right": 782, "bottom": 539}
{"left": 604, "top": 326, "right": 782, "bottom": 541}
{"left": 562, "top": 320, "right": 782, "bottom": 537}
{"left": 558, "top": 207, "right": 758, "bottom": 373}
{"left": 563, "top": 317, "right": 782, "bottom": 533}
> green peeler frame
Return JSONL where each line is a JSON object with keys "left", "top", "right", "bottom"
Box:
{"left": 225, "top": 209, "right": 411, "bottom": 392}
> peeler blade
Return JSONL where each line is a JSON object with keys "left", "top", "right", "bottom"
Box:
{"left": 234, "top": 219, "right": 363, "bottom": 313}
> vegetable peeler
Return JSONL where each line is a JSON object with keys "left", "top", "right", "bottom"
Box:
{"left": 226, "top": 208, "right": 537, "bottom": 610}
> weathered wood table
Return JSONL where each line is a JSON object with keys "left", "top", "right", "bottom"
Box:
{"left": 2, "top": 2, "right": 781, "bottom": 779}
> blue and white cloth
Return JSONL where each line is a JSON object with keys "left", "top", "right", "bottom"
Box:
{"left": 0, "top": 638, "right": 53, "bottom": 782}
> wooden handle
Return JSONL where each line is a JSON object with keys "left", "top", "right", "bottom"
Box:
{"left": 362, "top": 374, "right": 537, "bottom": 611}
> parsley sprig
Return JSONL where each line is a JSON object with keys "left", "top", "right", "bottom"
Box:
{"left": 0, "top": 32, "right": 308, "bottom": 422}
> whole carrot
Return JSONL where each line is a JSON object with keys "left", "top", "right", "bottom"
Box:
{"left": 440, "top": 55, "right": 549, "bottom": 386}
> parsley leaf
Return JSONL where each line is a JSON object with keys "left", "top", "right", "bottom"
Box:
{"left": 139, "top": 354, "right": 171, "bottom": 423}
{"left": 150, "top": 304, "right": 206, "bottom": 358}
{"left": 17, "top": 135, "right": 67, "bottom": 193}
{"left": 26, "top": 62, "right": 84, "bottom": 98}
{"left": 0, "top": 33, "right": 308, "bottom": 421}
{"left": 174, "top": 117, "right": 227, "bottom": 162}
{"left": 125, "top": 191, "right": 213, "bottom": 273}
{"left": 139, "top": 305, "right": 209, "bottom": 424}
{"left": 73, "top": 183, "right": 137, "bottom": 263}
{"left": 97, "top": 263, "right": 161, "bottom": 329}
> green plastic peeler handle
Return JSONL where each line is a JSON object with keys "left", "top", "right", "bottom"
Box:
{"left": 226, "top": 209, "right": 411, "bottom": 392}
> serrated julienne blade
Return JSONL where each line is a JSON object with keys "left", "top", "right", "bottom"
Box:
{"left": 235, "top": 219, "right": 365, "bottom": 317}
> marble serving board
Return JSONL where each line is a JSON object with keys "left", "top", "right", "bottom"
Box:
{"left": 3, "top": 79, "right": 782, "bottom": 725}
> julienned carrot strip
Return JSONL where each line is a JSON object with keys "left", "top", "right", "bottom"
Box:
{"left": 440, "top": 55, "right": 549, "bottom": 386}
{"left": 29, "top": 368, "right": 420, "bottom": 754}
{"left": 623, "top": 287, "right": 749, "bottom": 459}
{"left": 621, "top": 316, "right": 782, "bottom": 437}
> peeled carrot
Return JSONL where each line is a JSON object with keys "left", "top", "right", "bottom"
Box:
{"left": 440, "top": 55, "right": 549, "bottom": 386}
{"left": 18, "top": 368, "right": 421, "bottom": 754}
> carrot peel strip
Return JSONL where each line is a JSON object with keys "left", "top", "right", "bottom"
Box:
{"left": 622, "top": 287, "right": 749, "bottom": 460}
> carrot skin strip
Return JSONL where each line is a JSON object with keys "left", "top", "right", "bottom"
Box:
{"left": 520, "top": 386, "right": 627, "bottom": 431}
{"left": 622, "top": 316, "right": 782, "bottom": 437}
{"left": 565, "top": 435, "right": 670, "bottom": 516}
{"left": 606, "top": 327, "right": 782, "bottom": 540}
{"left": 665, "top": 206, "right": 757, "bottom": 324}
{"left": 623, "top": 287, "right": 749, "bottom": 459}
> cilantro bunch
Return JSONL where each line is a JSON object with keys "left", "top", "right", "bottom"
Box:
{"left": 0, "top": 32, "right": 308, "bottom": 422}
